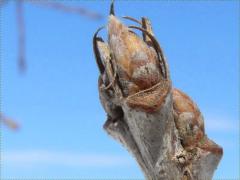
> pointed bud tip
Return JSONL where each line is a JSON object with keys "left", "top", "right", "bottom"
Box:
{"left": 109, "top": 0, "right": 115, "bottom": 15}
{"left": 108, "top": 15, "right": 119, "bottom": 26}
{"left": 108, "top": 15, "right": 127, "bottom": 37}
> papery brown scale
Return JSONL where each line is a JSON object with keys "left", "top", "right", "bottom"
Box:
{"left": 173, "top": 89, "right": 203, "bottom": 127}
{"left": 108, "top": 15, "right": 161, "bottom": 96}
{"left": 126, "top": 80, "right": 171, "bottom": 112}
{"left": 97, "top": 41, "right": 111, "bottom": 85}
{"left": 173, "top": 89, "right": 197, "bottom": 113}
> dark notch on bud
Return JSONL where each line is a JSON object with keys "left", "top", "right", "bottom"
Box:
{"left": 93, "top": 27, "right": 106, "bottom": 75}
{"left": 109, "top": 0, "right": 115, "bottom": 15}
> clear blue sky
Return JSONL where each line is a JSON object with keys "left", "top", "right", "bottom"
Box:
{"left": 1, "top": 0, "right": 239, "bottom": 179}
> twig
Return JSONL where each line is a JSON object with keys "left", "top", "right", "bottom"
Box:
{"left": 29, "top": 1, "right": 103, "bottom": 20}
{"left": 0, "top": 113, "right": 20, "bottom": 130}
{"left": 94, "top": 6, "right": 223, "bottom": 178}
{"left": 16, "top": 0, "right": 26, "bottom": 73}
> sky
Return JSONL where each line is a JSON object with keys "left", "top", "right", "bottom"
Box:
{"left": 1, "top": 0, "right": 239, "bottom": 179}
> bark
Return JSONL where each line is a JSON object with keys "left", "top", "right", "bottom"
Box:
{"left": 103, "top": 88, "right": 222, "bottom": 180}
{"left": 93, "top": 6, "right": 223, "bottom": 179}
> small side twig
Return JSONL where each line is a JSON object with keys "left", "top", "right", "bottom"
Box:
{"left": 16, "top": 0, "right": 26, "bottom": 73}
{"left": 29, "top": 1, "right": 103, "bottom": 20}
{"left": 0, "top": 113, "right": 20, "bottom": 130}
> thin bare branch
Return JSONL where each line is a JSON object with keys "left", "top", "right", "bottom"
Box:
{"left": 16, "top": 0, "right": 26, "bottom": 73}
{"left": 0, "top": 113, "right": 20, "bottom": 130}
{"left": 29, "top": 1, "right": 103, "bottom": 20}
